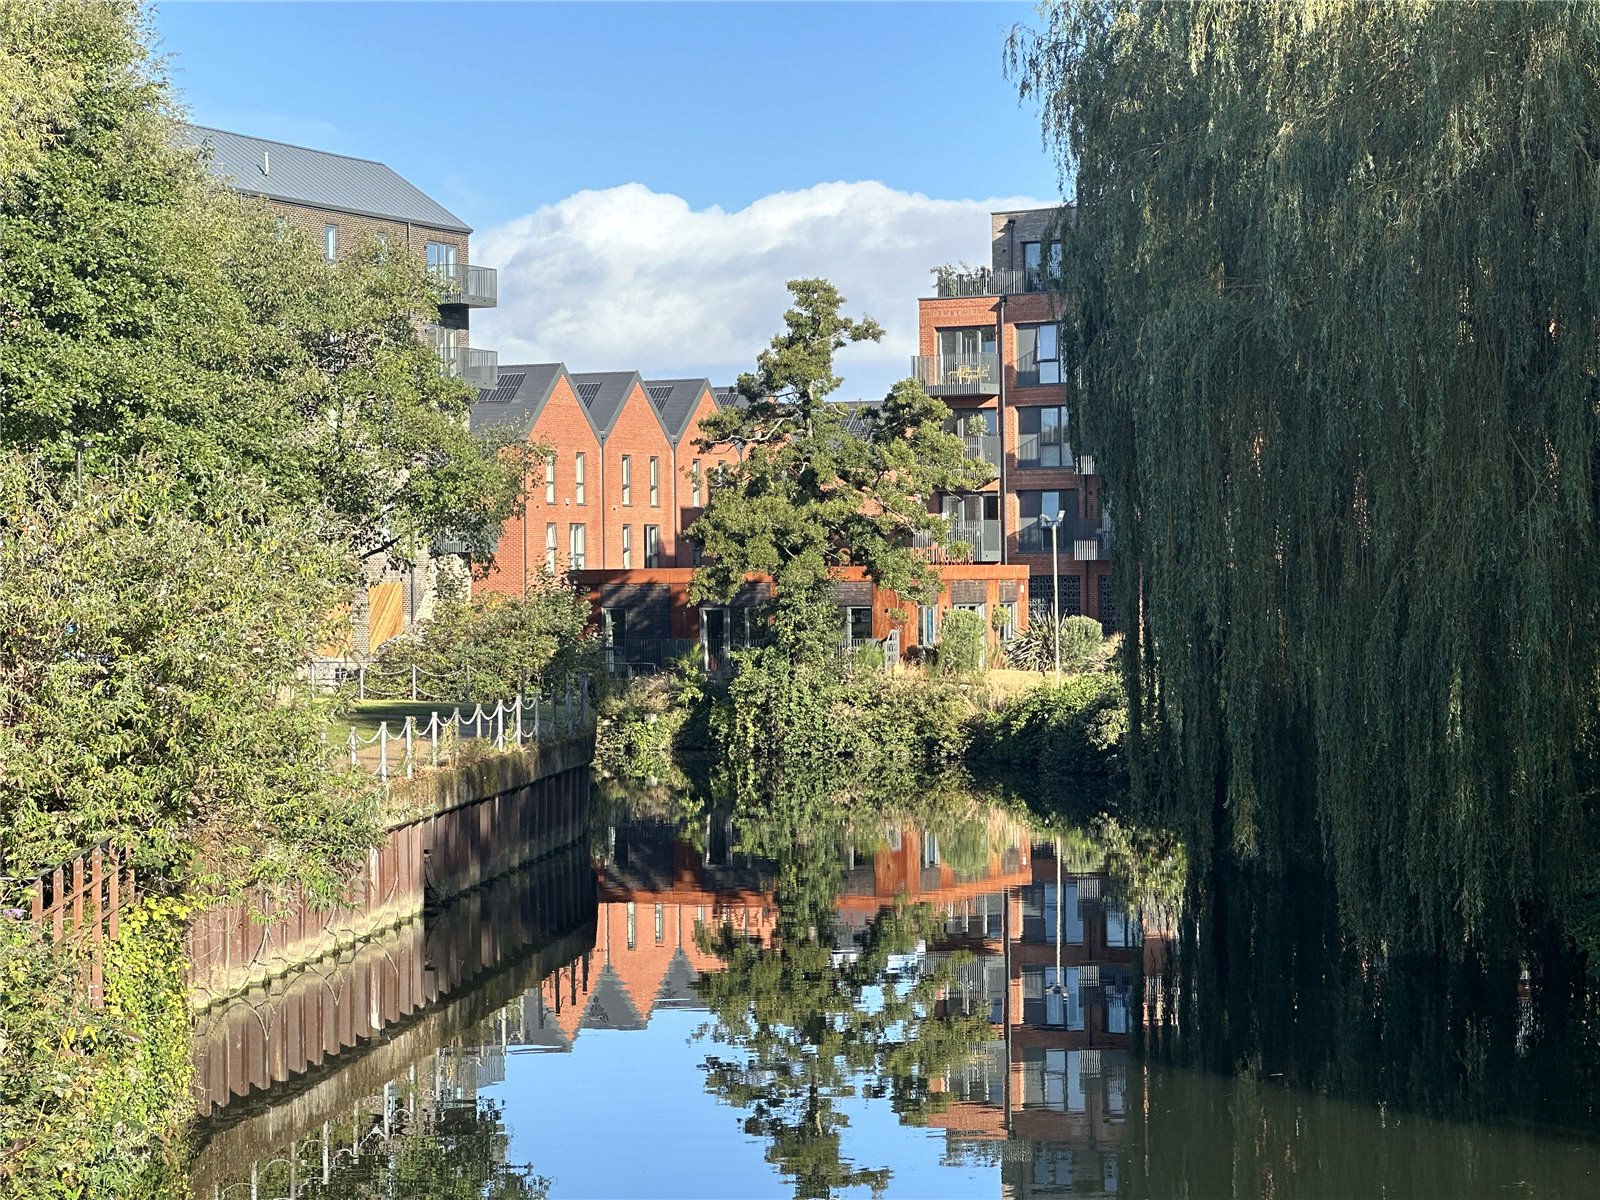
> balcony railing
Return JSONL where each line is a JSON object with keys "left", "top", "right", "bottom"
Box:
{"left": 1015, "top": 432, "right": 1075, "bottom": 471}
{"left": 431, "top": 262, "right": 498, "bottom": 308}
{"left": 959, "top": 431, "right": 1001, "bottom": 467}
{"left": 931, "top": 267, "right": 1057, "bottom": 298}
{"left": 437, "top": 344, "right": 498, "bottom": 390}
{"left": 912, "top": 352, "right": 1000, "bottom": 396}
{"left": 915, "top": 519, "right": 1003, "bottom": 564}
{"left": 1018, "top": 515, "right": 1110, "bottom": 559}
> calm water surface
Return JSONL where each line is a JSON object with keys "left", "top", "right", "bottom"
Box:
{"left": 186, "top": 775, "right": 1600, "bottom": 1198}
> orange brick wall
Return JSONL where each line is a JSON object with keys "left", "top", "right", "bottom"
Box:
{"left": 475, "top": 375, "right": 602, "bottom": 595}
{"left": 672, "top": 388, "right": 741, "bottom": 565}
{"left": 601, "top": 383, "right": 676, "bottom": 569}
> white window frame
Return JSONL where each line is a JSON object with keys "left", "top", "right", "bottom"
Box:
{"left": 621, "top": 524, "right": 633, "bottom": 569}
{"left": 574, "top": 451, "right": 586, "bottom": 505}
{"left": 649, "top": 456, "right": 660, "bottom": 506}
{"left": 569, "top": 523, "right": 586, "bottom": 570}
{"left": 620, "top": 455, "right": 632, "bottom": 506}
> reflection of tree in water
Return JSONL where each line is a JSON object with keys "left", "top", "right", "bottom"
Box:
{"left": 693, "top": 813, "right": 993, "bottom": 1200}
{"left": 288, "top": 1091, "right": 547, "bottom": 1200}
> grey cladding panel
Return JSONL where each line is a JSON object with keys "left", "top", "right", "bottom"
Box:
{"left": 999, "top": 581, "right": 1020, "bottom": 603}
{"left": 834, "top": 582, "right": 872, "bottom": 606}
{"left": 598, "top": 584, "right": 671, "bottom": 641}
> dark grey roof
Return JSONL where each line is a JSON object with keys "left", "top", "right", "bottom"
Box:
{"left": 580, "top": 962, "right": 647, "bottom": 1032}
{"left": 180, "top": 125, "right": 471, "bottom": 234}
{"left": 641, "top": 378, "right": 713, "bottom": 443}
{"left": 713, "top": 386, "right": 748, "bottom": 410}
{"left": 469, "top": 363, "right": 567, "bottom": 438}
{"left": 835, "top": 400, "right": 882, "bottom": 439}
{"left": 569, "top": 371, "right": 667, "bottom": 440}
{"left": 653, "top": 948, "right": 705, "bottom": 1011}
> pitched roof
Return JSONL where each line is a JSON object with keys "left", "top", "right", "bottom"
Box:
{"left": 569, "top": 370, "right": 671, "bottom": 440}
{"left": 468, "top": 363, "right": 568, "bottom": 439}
{"left": 712, "top": 386, "right": 747, "bottom": 410}
{"left": 579, "top": 962, "right": 647, "bottom": 1032}
{"left": 835, "top": 400, "right": 883, "bottom": 439}
{"left": 641, "top": 378, "right": 713, "bottom": 443}
{"left": 180, "top": 124, "right": 471, "bottom": 234}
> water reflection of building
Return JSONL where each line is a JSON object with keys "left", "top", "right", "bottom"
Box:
{"left": 920, "top": 840, "right": 1168, "bottom": 1199}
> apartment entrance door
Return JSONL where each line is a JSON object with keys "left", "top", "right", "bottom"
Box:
{"left": 701, "top": 607, "right": 730, "bottom": 675}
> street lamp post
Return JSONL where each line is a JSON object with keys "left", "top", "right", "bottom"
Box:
{"left": 1041, "top": 509, "right": 1066, "bottom": 683}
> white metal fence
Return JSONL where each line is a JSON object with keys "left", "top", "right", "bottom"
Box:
{"left": 344, "top": 690, "right": 590, "bottom": 782}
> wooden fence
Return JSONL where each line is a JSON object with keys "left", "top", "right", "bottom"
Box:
{"left": 21, "top": 845, "right": 137, "bottom": 1008}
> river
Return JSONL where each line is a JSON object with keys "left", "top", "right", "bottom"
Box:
{"left": 183, "top": 771, "right": 1600, "bottom": 1198}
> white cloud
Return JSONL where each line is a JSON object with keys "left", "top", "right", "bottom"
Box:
{"left": 472, "top": 182, "right": 1052, "bottom": 402}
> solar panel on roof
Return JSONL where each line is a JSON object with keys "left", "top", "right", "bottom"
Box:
{"left": 478, "top": 373, "right": 526, "bottom": 404}
{"left": 577, "top": 382, "right": 603, "bottom": 405}
{"left": 647, "top": 385, "right": 675, "bottom": 406}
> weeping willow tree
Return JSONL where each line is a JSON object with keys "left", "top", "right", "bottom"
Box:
{"left": 1009, "top": 1, "right": 1600, "bottom": 955}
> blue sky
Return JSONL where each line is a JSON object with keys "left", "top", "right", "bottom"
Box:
{"left": 154, "top": 2, "right": 1066, "bottom": 398}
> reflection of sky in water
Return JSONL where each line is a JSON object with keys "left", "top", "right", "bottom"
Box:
{"left": 485, "top": 1007, "right": 995, "bottom": 1199}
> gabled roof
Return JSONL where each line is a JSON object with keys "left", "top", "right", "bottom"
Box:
{"left": 653, "top": 948, "right": 705, "bottom": 1012}
{"left": 469, "top": 363, "right": 570, "bottom": 439}
{"left": 579, "top": 962, "right": 647, "bottom": 1032}
{"left": 835, "top": 399, "right": 883, "bottom": 439}
{"left": 713, "top": 386, "right": 748, "bottom": 410}
{"left": 180, "top": 124, "right": 471, "bottom": 234}
{"left": 570, "top": 371, "right": 671, "bottom": 441}
{"left": 642, "top": 378, "right": 714, "bottom": 444}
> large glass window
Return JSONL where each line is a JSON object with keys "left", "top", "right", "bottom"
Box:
{"left": 844, "top": 606, "right": 873, "bottom": 645}
{"left": 568, "top": 523, "right": 586, "bottom": 570}
{"left": 644, "top": 524, "right": 661, "bottom": 568}
{"left": 1016, "top": 324, "right": 1061, "bottom": 386}
{"left": 937, "top": 326, "right": 997, "bottom": 359}
{"left": 1022, "top": 241, "right": 1062, "bottom": 291}
{"left": 1017, "top": 405, "right": 1071, "bottom": 468}
{"left": 544, "top": 523, "right": 557, "bottom": 573}
{"left": 574, "top": 452, "right": 586, "bottom": 505}
{"left": 620, "top": 456, "right": 632, "bottom": 505}
{"left": 323, "top": 223, "right": 338, "bottom": 261}
{"left": 649, "top": 456, "right": 660, "bottom": 506}
{"left": 691, "top": 459, "right": 703, "bottom": 506}
{"left": 1020, "top": 970, "right": 1085, "bottom": 1031}
{"left": 544, "top": 453, "right": 556, "bottom": 503}
{"left": 425, "top": 241, "right": 457, "bottom": 285}
{"left": 621, "top": 524, "right": 633, "bottom": 569}
{"left": 1018, "top": 490, "right": 1078, "bottom": 553}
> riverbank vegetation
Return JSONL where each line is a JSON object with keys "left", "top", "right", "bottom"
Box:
{"left": 0, "top": 3, "right": 557, "bottom": 1191}
{"left": 1010, "top": 0, "right": 1600, "bottom": 964}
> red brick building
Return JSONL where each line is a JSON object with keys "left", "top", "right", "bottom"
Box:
{"left": 914, "top": 206, "right": 1116, "bottom": 628}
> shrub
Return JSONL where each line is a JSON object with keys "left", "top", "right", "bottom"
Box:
{"left": 1007, "top": 614, "right": 1108, "bottom": 674}
{"left": 936, "top": 609, "right": 988, "bottom": 677}
{"left": 971, "top": 675, "right": 1127, "bottom": 776}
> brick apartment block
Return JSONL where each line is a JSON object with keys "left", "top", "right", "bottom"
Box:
{"left": 915, "top": 205, "right": 1116, "bottom": 629}
{"left": 183, "top": 124, "right": 500, "bottom": 655}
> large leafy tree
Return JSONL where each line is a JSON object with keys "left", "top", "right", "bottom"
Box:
{"left": 0, "top": 0, "right": 524, "bottom": 567}
{"left": 689, "top": 278, "right": 992, "bottom": 622}
{"left": 1009, "top": 1, "right": 1600, "bottom": 954}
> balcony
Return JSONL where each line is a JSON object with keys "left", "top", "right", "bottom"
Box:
{"left": 915, "top": 518, "right": 1003, "bottom": 564}
{"left": 1018, "top": 515, "right": 1110, "bottom": 560}
{"left": 959, "top": 431, "right": 1002, "bottom": 468}
{"left": 912, "top": 352, "right": 1000, "bottom": 397}
{"left": 432, "top": 262, "right": 498, "bottom": 308}
{"left": 438, "top": 344, "right": 498, "bottom": 390}
{"left": 931, "top": 266, "right": 1055, "bottom": 298}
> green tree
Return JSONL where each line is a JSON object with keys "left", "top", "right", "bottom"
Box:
{"left": 0, "top": 457, "right": 381, "bottom": 894}
{"left": 0, "top": 0, "right": 524, "bottom": 568}
{"left": 688, "top": 278, "right": 992, "bottom": 636}
{"left": 1010, "top": 0, "right": 1600, "bottom": 955}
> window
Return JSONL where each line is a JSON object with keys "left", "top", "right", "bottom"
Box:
{"left": 1021, "top": 970, "right": 1085, "bottom": 1032}
{"left": 601, "top": 607, "right": 626, "bottom": 647}
{"left": 648, "top": 456, "right": 660, "bottom": 506}
{"left": 844, "top": 607, "right": 873, "bottom": 645}
{"left": 996, "top": 600, "right": 1018, "bottom": 637}
{"left": 544, "top": 523, "right": 557, "bottom": 573}
{"left": 1017, "top": 406, "right": 1071, "bottom": 468}
{"left": 1020, "top": 882, "right": 1084, "bottom": 945}
{"left": 644, "top": 525, "right": 660, "bottom": 568}
{"left": 544, "top": 454, "right": 556, "bottom": 503}
{"left": 323, "top": 223, "right": 338, "bottom": 261}
{"left": 569, "top": 523, "right": 586, "bottom": 570}
{"left": 654, "top": 903, "right": 665, "bottom": 945}
{"left": 1022, "top": 240, "right": 1062, "bottom": 291}
{"left": 620, "top": 455, "right": 632, "bottom": 505}
{"left": 1016, "top": 324, "right": 1061, "bottom": 386}
{"left": 621, "top": 524, "right": 633, "bottom": 568}
{"left": 691, "top": 459, "right": 703, "bottom": 506}
{"left": 425, "top": 241, "right": 457, "bottom": 287}
{"left": 937, "top": 326, "right": 997, "bottom": 360}
{"left": 1018, "top": 490, "right": 1077, "bottom": 553}
{"left": 626, "top": 901, "right": 636, "bottom": 950}
{"left": 918, "top": 605, "right": 939, "bottom": 648}
{"left": 574, "top": 452, "right": 586, "bottom": 505}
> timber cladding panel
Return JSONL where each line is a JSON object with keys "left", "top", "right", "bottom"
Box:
{"left": 951, "top": 580, "right": 988, "bottom": 605}
{"left": 367, "top": 583, "right": 405, "bottom": 650}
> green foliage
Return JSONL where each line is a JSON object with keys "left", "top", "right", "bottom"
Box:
{"left": 0, "top": 898, "right": 192, "bottom": 1198}
{"left": 934, "top": 608, "right": 987, "bottom": 678}
{"left": 973, "top": 676, "right": 1127, "bottom": 777}
{"left": 369, "top": 579, "right": 593, "bottom": 702}
{"left": 1005, "top": 614, "right": 1108, "bottom": 674}
{"left": 0, "top": 459, "right": 383, "bottom": 895}
{"left": 688, "top": 279, "right": 993, "bottom": 614}
{"left": 1011, "top": 0, "right": 1600, "bottom": 951}
{"left": 595, "top": 662, "right": 710, "bottom": 791}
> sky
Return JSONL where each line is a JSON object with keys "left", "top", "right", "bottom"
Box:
{"left": 152, "top": 1, "right": 1066, "bottom": 400}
